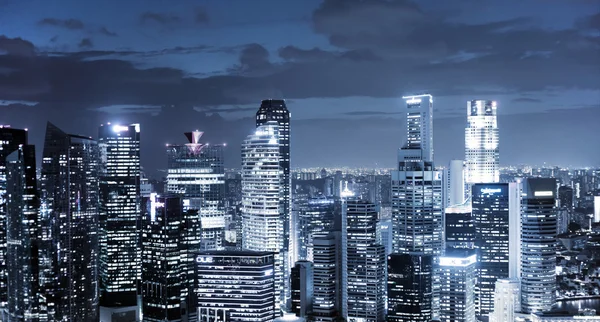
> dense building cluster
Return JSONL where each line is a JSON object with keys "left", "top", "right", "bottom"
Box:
{"left": 0, "top": 96, "right": 599, "bottom": 322}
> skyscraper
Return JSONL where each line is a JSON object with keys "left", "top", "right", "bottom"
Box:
{"left": 98, "top": 123, "right": 141, "bottom": 319}
{"left": 489, "top": 279, "right": 521, "bottom": 322}
{"left": 346, "top": 199, "right": 386, "bottom": 322}
{"left": 439, "top": 249, "right": 477, "bottom": 322}
{"left": 387, "top": 253, "right": 434, "bottom": 321}
{"left": 0, "top": 126, "right": 28, "bottom": 311}
{"left": 291, "top": 261, "right": 313, "bottom": 318}
{"left": 465, "top": 100, "right": 499, "bottom": 184}
{"left": 444, "top": 159, "right": 465, "bottom": 208}
{"left": 40, "top": 122, "right": 99, "bottom": 321}
{"left": 390, "top": 94, "right": 443, "bottom": 320}
{"left": 311, "top": 232, "right": 343, "bottom": 322}
{"left": 445, "top": 202, "right": 475, "bottom": 249}
{"left": 256, "top": 99, "right": 292, "bottom": 310}
{"left": 297, "top": 197, "right": 336, "bottom": 261}
{"left": 241, "top": 121, "right": 285, "bottom": 312}
{"left": 5, "top": 143, "right": 39, "bottom": 321}
{"left": 521, "top": 178, "right": 557, "bottom": 313}
{"left": 166, "top": 130, "right": 225, "bottom": 251}
{"left": 472, "top": 183, "right": 520, "bottom": 318}
{"left": 196, "top": 251, "right": 276, "bottom": 321}
{"left": 141, "top": 194, "right": 192, "bottom": 322}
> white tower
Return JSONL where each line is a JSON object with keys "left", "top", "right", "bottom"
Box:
{"left": 465, "top": 100, "right": 499, "bottom": 184}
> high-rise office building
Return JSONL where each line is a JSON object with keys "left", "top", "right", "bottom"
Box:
{"left": 444, "top": 159, "right": 465, "bottom": 209}
{"left": 256, "top": 99, "right": 292, "bottom": 310}
{"left": 439, "top": 249, "right": 477, "bottom": 322}
{"left": 346, "top": 199, "right": 386, "bottom": 322}
{"left": 196, "top": 251, "right": 276, "bottom": 321}
{"left": 291, "top": 261, "right": 313, "bottom": 318}
{"left": 98, "top": 123, "right": 141, "bottom": 320}
{"left": 166, "top": 130, "right": 225, "bottom": 250}
{"left": 311, "top": 232, "right": 343, "bottom": 322}
{"left": 39, "top": 122, "right": 99, "bottom": 321}
{"left": 489, "top": 279, "right": 521, "bottom": 322}
{"left": 445, "top": 202, "right": 475, "bottom": 249}
{"left": 521, "top": 178, "right": 557, "bottom": 314}
{"left": 465, "top": 100, "right": 499, "bottom": 184}
{"left": 472, "top": 183, "right": 520, "bottom": 318}
{"left": 141, "top": 194, "right": 194, "bottom": 322}
{"left": 241, "top": 121, "right": 286, "bottom": 312}
{"left": 5, "top": 143, "right": 39, "bottom": 321}
{"left": 390, "top": 94, "right": 443, "bottom": 320}
{"left": 297, "top": 197, "right": 336, "bottom": 261}
{"left": 0, "top": 126, "right": 28, "bottom": 311}
{"left": 387, "top": 253, "right": 434, "bottom": 321}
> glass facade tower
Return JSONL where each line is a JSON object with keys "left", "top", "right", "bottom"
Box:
{"left": 98, "top": 123, "right": 141, "bottom": 313}
{"left": 39, "top": 122, "right": 99, "bottom": 321}
{"left": 6, "top": 143, "right": 39, "bottom": 321}
{"left": 465, "top": 100, "right": 499, "bottom": 184}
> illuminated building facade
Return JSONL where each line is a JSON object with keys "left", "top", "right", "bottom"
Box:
{"left": 166, "top": 130, "right": 225, "bottom": 250}
{"left": 439, "top": 250, "right": 477, "bottom": 322}
{"left": 346, "top": 199, "right": 386, "bottom": 322}
{"left": 445, "top": 202, "right": 475, "bottom": 249}
{"left": 390, "top": 94, "right": 443, "bottom": 320}
{"left": 465, "top": 100, "right": 499, "bottom": 184}
{"left": 297, "top": 196, "right": 336, "bottom": 261}
{"left": 141, "top": 194, "right": 192, "bottom": 322}
{"left": 40, "top": 122, "right": 99, "bottom": 321}
{"left": 472, "top": 183, "right": 520, "bottom": 319}
{"left": 195, "top": 251, "right": 276, "bottom": 321}
{"left": 311, "top": 232, "right": 343, "bottom": 322}
{"left": 444, "top": 159, "right": 465, "bottom": 209}
{"left": 98, "top": 123, "right": 141, "bottom": 318}
{"left": 291, "top": 261, "right": 313, "bottom": 318}
{"left": 256, "top": 99, "right": 292, "bottom": 310}
{"left": 490, "top": 279, "right": 521, "bottom": 322}
{"left": 387, "top": 253, "right": 433, "bottom": 321}
{"left": 521, "top": 178, "right": 557, "bottom": 314}
{"left": 5, "top": 143, "right": 39, "bottom": 321}
{"left": 0, "top": 126, "right": 28, "bottom": 311}
{"left": 241, "top": 122, "right": 286, "bottom": 312}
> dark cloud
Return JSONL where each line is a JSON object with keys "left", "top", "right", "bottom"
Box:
{"left": 0, "top": 35, "right": 36, "bottom": 56}
{"left": 237, "top": 43, "right": 272, "bottom": 72}
{"left": 99, "top": 27, "right": 118, "bottom": 37}
{"left": 512, "top": 97, "right": 542, "bottom": 103}
{"left": 49, "top": 35, "right": 59, "bottom": 43}
{"left": 140, "top": 12, "right": 181, "bottom": 25}
{"left": 39, "top": 18, "right": 85, "bottom": 30}
{"left": 579, "top": 12, "right": 600, "bottom": 30}
{"left": 195, "top": 7, "right": 209, "bottom": 24}
{"left": 78, "top": 38, "right": 93, "bottom": 49}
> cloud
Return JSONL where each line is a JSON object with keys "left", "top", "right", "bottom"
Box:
{"left": 99, "top": 27, "right": 118, "bottom": 37}
{"left": 0, "top": 35, "right": 36, "bottom": 56}
{"left": 78, "top": 38, "right": 93, "bottom": 49}
{"left": 195, "top": 7, "right": 209, "bottom": 24}
{"left": 343, "top": 111, "right": 403, "bottom": 116}
{"left": 512, "top": 97, "right": 542, "bottom": 103}
{"left": 39, "top": 18, "right": 85, "bottom": 30}
{"left": 90, "top": 104, "right": 162, "bottom": 115}
{"left": 235, "top": 43, "right": 272, "bottom": 73}
{"left": 0, "top": 100, "right": 38, "bottom": 107}
{"left": 579, "top": 12, "right": 600, "bottom": 31}
{"left": 140, "top": 12, "right": 181, "bottom": 25}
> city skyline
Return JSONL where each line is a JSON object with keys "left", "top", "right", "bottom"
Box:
{"left": 1, "top": 0, "right": 599, "bottom": 176}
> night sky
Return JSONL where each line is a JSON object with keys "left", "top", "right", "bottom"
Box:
{"left": 1, "top": 0, "right": 599, "bottom": 177}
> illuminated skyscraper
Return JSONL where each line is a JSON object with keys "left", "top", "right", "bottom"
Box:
{"left": 5, "top": 143, "right": 40, "bottom": 321}
{"left": 445, "top": 201, "right": 475, "bottom": 249}
{"left": 0, "top": 126, "right": 28, "bottom": 311}
{"left": 387, "top": 253, "right": 433, "bottom": 322}
{"left": 346, "top": 199, "right": 386, "bottom": 322}
{"left": 98, "top": 123, "right": 141, "bottom": 320}
{"left": 141, "top": 194, "right": 195, "bottom": 322}
{"left": 444, "top": 159, "right": 465, "bottom": 209}
{"left": 311, "top": 232, "right": 343, "bottom": 322}
{"left": 196, "top": 251, "right": 276, "bottom": 321}
{"left": 40, "top": 122, "right": 99, "bottom": 321}
{"left": 520, "top": 178, "right": 557, "bottom": 314}
{"left": 297, "top": 196, "right": 336, "bottom": 261}
{"left": 490, "top": 279, "right": 521, "bottom": 322}
{"left": 439, "top": 249, "right": 477, "bottom": 322}
{"left": 390, "top": 94, "right": 443, "bottom": 320}
{"left": 465, "top": 100, "right": 499, "bottom": 184}
{"left": 291, "top": 261, "right": 313, "bottom": 318}
{"left": 241, "top": 121, "right": 286, "bottom": 312}
{"left": 166, "top": 130, "right": 225, "bottom": 250}
{"left": 472, "top": 183, "right": 520, "bottom": 319}
{"left": 256, "top": 99, "right": 292, "bottom": 310}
